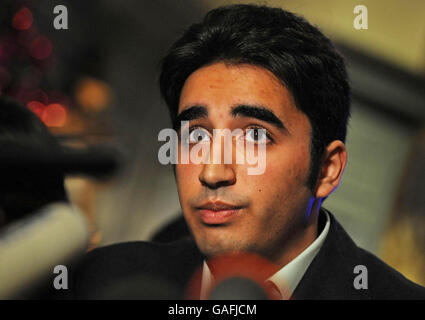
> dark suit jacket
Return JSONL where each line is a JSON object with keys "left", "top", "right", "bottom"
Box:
{"left": 68, "top": 210, "right": 425, "bottom": 299}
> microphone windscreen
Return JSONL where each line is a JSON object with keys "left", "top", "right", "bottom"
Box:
{"left": 0, "top": 203, "right": 89, "bottom": 298}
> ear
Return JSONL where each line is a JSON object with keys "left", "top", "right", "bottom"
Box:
{"left": 315, "top": 140, "right": 347, "bottom": 198}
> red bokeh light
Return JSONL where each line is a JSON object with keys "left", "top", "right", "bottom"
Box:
{"left": 42, "top": 103, "right": 67, "bottom": 127}
{"left": 12, "top": 7, "right": 33, "bottom": 31}
{"left": 29, "top": 36, "right": 53, "bottom": 60}
{"left": 27, "top": 100, "right": 45, "bottom": 118}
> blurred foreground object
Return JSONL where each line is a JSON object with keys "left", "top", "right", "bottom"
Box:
{"left": 0, "top": 96, "right": 68, "bottom": 226}
{"left": 0, "top": 96, "right": 120, "bottom": 228}
{"left": 0, "top": 96, "right": 118, "bottom": 299}
{"left": 0, "top": 96, "right": 119, "bottom": 297}
{"left": 0, "top": 202, "right": 89, "bottom": 298}
{"left": 0, "top": 143, "right": 120, "bottom": 179}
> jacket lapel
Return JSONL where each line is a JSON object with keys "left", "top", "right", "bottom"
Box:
{"left": 291, "top": 209, "right": 371, "bottom": 299}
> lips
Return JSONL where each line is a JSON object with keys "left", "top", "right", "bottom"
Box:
{"left": 196, "top": 201, "right": 243, "bottom": 225}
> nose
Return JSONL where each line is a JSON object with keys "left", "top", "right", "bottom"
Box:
{"left": 199, "top": 162, "right": 236, "bottom": 189}
{"left": 198, "top": 137, "right": 236, "bottom": 189}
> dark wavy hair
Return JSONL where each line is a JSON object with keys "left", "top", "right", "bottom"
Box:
{"left": 159, "top": 4, "right": 351, "bottom": 191}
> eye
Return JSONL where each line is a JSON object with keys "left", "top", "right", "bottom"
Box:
{"left": 245, "top": 128, "right": 268, "bottom": 143}
{"left": 188, "top": 127, "right": 210, "bottom": 143}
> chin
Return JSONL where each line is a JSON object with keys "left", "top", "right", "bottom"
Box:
{"left": 196, "top": 237, "right": 250, "bottom": 259}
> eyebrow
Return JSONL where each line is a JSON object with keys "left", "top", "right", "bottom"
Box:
{"left": 231, "top": 105, "right": 286, "bottom": 131}
{"left": 174, "top": 104, "right": 287, "bottom": 132}
{"left": 174, "top": 106, "right": 208, "bottom": 130}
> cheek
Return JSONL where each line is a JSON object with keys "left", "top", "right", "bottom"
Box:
{"left": 176, "top": 164, "right": 200, "bottom": 197}
{"left": 240, "top": 143, "right": 311, "bottom": 211}
{"left": 238, "top": 147, "right": 311, "bottom": 230}
{"left": 266, "top": 144, "right": 310, "bottom": 185}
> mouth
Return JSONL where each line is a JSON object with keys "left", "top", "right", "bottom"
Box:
{"left": 195, "top": 201, "right": 244, "bottom": 225}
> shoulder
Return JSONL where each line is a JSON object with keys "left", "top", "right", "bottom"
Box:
{"left": 327, "top": 210, "right": 425, "bottom": 299}
{"left": 355, "top": 246, "right": 425, "bottom": 299}
{"left": 295, "top": 209, "right": 425, "bottom": 300}
{"left": 69, "top": 239, "right": 203, "bottom": 299}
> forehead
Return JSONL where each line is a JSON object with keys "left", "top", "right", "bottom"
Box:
{"left": 178, "top": 62, "right": 300, "bottom": 122}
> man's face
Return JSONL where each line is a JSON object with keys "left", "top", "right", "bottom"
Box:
{"left": 176, "top": 62, "right": 315, "bottom": 262}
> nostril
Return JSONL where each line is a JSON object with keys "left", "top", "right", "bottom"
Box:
{"left": 199, "top": 178, "right": 234, "bottom": 189}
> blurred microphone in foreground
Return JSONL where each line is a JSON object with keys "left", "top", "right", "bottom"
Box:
{"left": 0, "top": 203, "right": 89, "bottom": 298}
{"left": 0, "top": 96, "right": 118, "bottom": 298}
{"left": 0, "top": 96, "right": 69, "bottom": 228}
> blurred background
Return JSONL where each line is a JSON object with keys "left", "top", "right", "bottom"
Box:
{"left": 0, "top": 0, "right": 424, "bottom": 286}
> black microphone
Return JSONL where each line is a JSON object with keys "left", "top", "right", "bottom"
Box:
{"left": 0, "top": 142, "right": 121, "bottom": 179}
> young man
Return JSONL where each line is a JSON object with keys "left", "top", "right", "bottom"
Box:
{"left": 70, "top": 4, "right": 425, "bottom": 299}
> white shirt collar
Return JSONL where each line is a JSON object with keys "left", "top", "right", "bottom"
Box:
{"left": 200, "top": 210, "right": 330, "bottom": 299}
